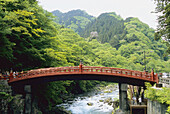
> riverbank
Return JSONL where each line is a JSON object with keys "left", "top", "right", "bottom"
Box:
{"left": 0, "top": 80, "right": 119, "bottom": 114}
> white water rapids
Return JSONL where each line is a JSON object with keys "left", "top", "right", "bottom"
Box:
{"left": 58, "top": 85, "right": 119, "bottom": 114}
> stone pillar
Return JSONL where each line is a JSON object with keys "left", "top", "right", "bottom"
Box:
{"left": 119, "top": 83, "right": 128, "bottom": 112}
{"left": 141, "top": 86, "right": 146, "bottom": 103}
{"left": 24, "top": 85, "right": 32, "bottom": 114}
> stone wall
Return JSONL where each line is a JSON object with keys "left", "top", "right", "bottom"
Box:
{"left": 0, "top": 80, "right": 12, "bottom": 114}
{"left": 147, "top": 99, "right": 168, "bottom": 114}
{"left": 0, "top": 80, "right": 25, "bottom": 114}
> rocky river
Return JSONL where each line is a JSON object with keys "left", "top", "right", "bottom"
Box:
{"left": 57, "top": 84, "right": 119, "bottom": 114}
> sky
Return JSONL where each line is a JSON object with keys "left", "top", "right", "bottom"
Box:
{"left": 37, "top": 0, "right": 158, "bottom": 29}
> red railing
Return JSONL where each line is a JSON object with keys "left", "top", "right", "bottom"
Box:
{"left": 0, "top": 65, "right": 158, "bottom": 83}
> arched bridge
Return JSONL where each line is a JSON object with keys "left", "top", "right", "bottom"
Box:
{"left": 0, "top": 64, "right": 159, "bottom": 113}
{"left": 1, "top": 63, "right": 158, "bottom": 87}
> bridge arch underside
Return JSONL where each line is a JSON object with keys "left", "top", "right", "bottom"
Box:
{"left": 9, "top": 73, "right": 155, "bottom": 87}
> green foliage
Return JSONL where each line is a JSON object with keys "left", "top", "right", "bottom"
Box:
{"left": 145, "top": 83, "right": 170, "bottom": 113}
{"left": 82, "top": 12, "right": 125, "bottom": 49}
{"left": 0, "top": 92, "right": 13, "bottom": 103}
{"left": 154, "top": 0, "right": 170, "bottom": 54}
{"left": 52, "top": 9, "right": 95, "bottom": 33}
{"left": 80, "top": 13, "right": 169, "bottom": 71}
{"left": 0, "top": 92, "right": 10, "bottom": 99}
{"left": 0, "top": 0, "right": 67, "bottom": 70}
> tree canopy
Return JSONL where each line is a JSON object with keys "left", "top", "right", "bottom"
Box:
{"left": 154, "top": 0, "right": 170, "bottom": 54}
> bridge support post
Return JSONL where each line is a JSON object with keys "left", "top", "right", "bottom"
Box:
{"left": 24, "top": 85, "right": 32, "bottom": 114}
{"left": 119, "top": 83, "right": 128, "bottom": 113}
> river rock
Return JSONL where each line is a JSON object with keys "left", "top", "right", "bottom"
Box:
{"left": 99, "top": 99, "right": 104, "bottom": 102}
{"left": 80, "top": 97, "right": 84, "bottom": 100}
{"left": 104, "top": 90, "right": 112, "bottom": 93}
{"left": 67, "top": 97, "right": 74, "bottom": 101}
{"left": 100, "top": 93, "right": 104, "bottom": 96}
{"left": 87, "top": 102, "right": 93, "bottom": 106}
{"left": 104, "top": 97, "right": 112, "bottom": 103}
{"left": 99, "top": 104, "right": 103, "bottom": 107}
{"left": 112, "top": 100, "right": 119, "bottom": 109}
{"left": 51, "top": 106, "right": 71, "bottom": 114}
{"left": 108, "top": 102, "right": 112, "bottom": 106}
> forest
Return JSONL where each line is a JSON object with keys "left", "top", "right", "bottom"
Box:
{"left": 0, "top": 0, "right": 169, "bottom": 112}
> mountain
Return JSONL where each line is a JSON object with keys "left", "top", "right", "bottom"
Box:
{"left": 51, "top": 9, "right": 95, "bottom": 33}
{"left": 81, "top": 12, "right": 126, "bottom": 48}
{"left": 52, "top": 10, "right": 168, "bottom": 62}
{"left": 81, "top": 12, "right": 156, "bottom": 49}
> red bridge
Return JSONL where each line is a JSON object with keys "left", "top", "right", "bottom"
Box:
{"left": 0, "top": 63, "right": 159, "bottom": 113}
{"left": 1, "top": 63, "right": 158, "bottom": 86}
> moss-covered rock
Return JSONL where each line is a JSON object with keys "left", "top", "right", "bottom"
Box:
{"left": 104, "top": 90, "right": 112, "bottom": 93}
{"left": 104, "top": 97, "right": 112, "bottom": 103}
{"left": 99, "top": 99, "right": 104, "bottom": 102}
{"left": 87, "top": 102, "right": 93, "bottom": 106}
{"left": 50, "top": 106, "right": 72, "bottom": 114}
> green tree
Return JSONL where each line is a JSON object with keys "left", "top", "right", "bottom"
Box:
{"left": 0, "top": 0, "right": 66, "bottom": 70}
{"left": 154, "top": 0, "right": 170, "bottom": 54}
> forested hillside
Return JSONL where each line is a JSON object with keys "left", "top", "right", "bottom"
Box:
{"left": 81, "top": 12, "right": 156, "bottom": 48}
{"left": 0, "top": 0, "right": 169, "bottom": 113}
{"left": 82, "top": 12, "right": 125, "bottom": 47}
{"left": 80, "top": 12, "right": 169, "bottom": 72}
{"left": 52, "top": 9, "right": 95, "bottom": 33}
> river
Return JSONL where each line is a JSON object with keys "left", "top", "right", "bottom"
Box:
{"left": 57, "top": 84, "right": 119, "bottom": 114}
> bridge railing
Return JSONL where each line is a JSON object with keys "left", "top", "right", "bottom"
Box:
{"left": 0, "top": 65, "right": 158, "bottom": 83}
{"left": 82, "top": 66, "right": 153, "bottom": 79}
{"left": 15, "top": 66, "right": 80, "bottom": 77}
{"left": 3, "top": 66, "right": 80, "bottom": 81}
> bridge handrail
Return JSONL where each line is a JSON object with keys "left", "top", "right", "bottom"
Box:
{"left": 83, "top": 66, "right": 145, "bottom": 72}
{"left": 0, "top": 65, "right": 158, "bottom": 83}
{"left": 82, "top": 66, "right": 152, "bottom": 78}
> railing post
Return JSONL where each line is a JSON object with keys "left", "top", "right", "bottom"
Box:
{"left": 155, "top": 73, "right": 159, "bottom": 83}
{"left": 8, "top": 72, "right": 14, "bottom": 82}
{"left": 151, "top": 68, "right": 154, "bottom": 81}
{"left": 130, "top": 71, "right": 132, "bottom": 76}
{"left": 91, "top": 68, "right": 93, "bottom": 72}
{"left": 79, "top": 60, "right": 83, "bottom": 72}
{"left": 100, "top": 68, "right": 102, "bottom": 72}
